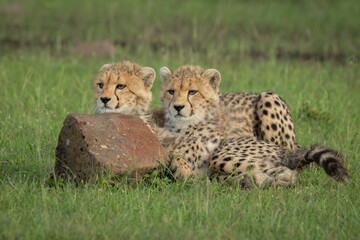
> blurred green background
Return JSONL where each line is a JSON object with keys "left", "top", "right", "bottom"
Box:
{"left": 1, "top": 1, "right": 359, "bottom": 239}
{"left": 1, "top": 0, "right": 359, "bottom": 62}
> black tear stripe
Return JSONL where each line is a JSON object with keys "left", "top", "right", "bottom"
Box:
{"left": 188, "top": 99, "right": 194, "bottom": 116}
{"left": 114, "top": 89, "right": 120, "bottom": 108}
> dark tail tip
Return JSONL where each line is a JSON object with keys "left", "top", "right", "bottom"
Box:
{"left": 309, "top": 145, "right": 350, "bottom": 182}
{"left": 322, "top": 157, "right": 351, "bottom": 182}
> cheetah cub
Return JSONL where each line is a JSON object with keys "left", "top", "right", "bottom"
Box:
{"left": 93, "top": 61, "right": 156, "bottom": 116}
{"left": 158, "top": 65, "right": 224, "bottom": 178}
{"left": 158, "top": 65, "right": 350, "bottom": 187}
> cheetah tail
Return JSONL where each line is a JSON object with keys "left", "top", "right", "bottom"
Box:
{"left": 283, "top": 145, "right": 350, "bottom": 182}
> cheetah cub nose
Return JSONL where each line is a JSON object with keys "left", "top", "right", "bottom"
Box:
{"left": 101, "top": 97, "right": 111, "bottom": 104}
{"left": 174, "top": 105, "right": 185, "bottom": 112}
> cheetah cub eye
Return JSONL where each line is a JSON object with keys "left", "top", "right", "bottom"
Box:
{"left": 188, "top": 90, "right": 197, "bottom": 96}
{"left": 168, "top": 90, "right": 175, "bottom": 96}
{"left": 116, "top": 84, "right": 126, "bottom": 90}
{"left": 97, "top": 83, "right": 104, "bottom": 89}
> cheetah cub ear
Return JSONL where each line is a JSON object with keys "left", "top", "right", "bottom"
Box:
{"left": 160, "top": 67, "right": 172, "bottom": 83}
{"left": 202, "top": 69, "right": 221, "bottom": 92}
{"left": 140, "top": 67, "right": 156, "bottom": 89}
{"left": 98, "top": 63, "right": 114, "bottom": 72}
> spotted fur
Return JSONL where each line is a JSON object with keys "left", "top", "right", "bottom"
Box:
{"left": 221, "top": 91, "right": 297, "bottom": 150}
{"left": 158, "top": 65, "right": 350, "bottom": 187}
{"left": 150, "top": 90, "right": 298, "bottom": 150}
{"left": 210, "top": 138, "right": 350, "bottom": 188}
{"left": 157, "top": 65, "right": 223, "bottom": 178}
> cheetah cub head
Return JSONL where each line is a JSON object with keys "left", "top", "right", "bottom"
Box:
{"left": 94, "top": 61, "right": 156, "bottom": 116}
{"left": 159, "top": 65, "right": 221, "bottom": 129}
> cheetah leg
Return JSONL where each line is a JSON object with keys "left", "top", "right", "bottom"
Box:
{"left": 263, "top": 166, "right": 297, "bottom": 187}
{"left": 211, "top": 160, "right": 297, "bottom": 188}
{"left": 256, "top": 92, "right": 298, "bottom": 150}
{"left": 170, "top": 153, "right": 194, "bottom": 179}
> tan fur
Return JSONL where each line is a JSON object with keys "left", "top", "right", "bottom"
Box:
{"left": 220, "top": 91, "right": 298, "bottom": 150}
{"left": 93, "top": 61, "right": 155, "bottom": 116}
{"left": 157, "top": 65, "right": 349, "bottom": 187}
{"left": 150, "top": 88, "right": 298, "bottom": 150}
{"left": 158, "top": 65, "right": 223, "bottom": 178}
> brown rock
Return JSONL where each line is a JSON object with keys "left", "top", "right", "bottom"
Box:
{"left": 70, "top": 41, "right": 117, "bottom": 58}
{"left": 54, "top": 113, "right": 169, "bottom": 182}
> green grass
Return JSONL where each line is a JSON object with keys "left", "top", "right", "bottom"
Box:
{"left": 1, "top": 52, "right": 359, "bottom": 240}
{"left": 1, "top": 0, "right": 360, "bottom": 239}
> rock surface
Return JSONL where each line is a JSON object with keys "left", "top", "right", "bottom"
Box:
{"left": 54, "top": 113, "right": 169, "bottom": 182}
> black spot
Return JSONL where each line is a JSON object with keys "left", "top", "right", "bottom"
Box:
{"left": 271, "top": 124, "right": 277, "bottom": 131}
{"left": 275, "top": 100, "right": 280, "bottom": 106}
{"left": 220, "top": 163, "right": 225, "bottom": 169}
{"left": 265, "top": 102, "right": 272, "bottom": 108}
{"left": 271, "top": 138, "right": 275, "bottom": 142}
{"left": 276, "top": 113, "right": 280, "bottom": 119}
{"left": 288, "top": 125, "right": 292, "bottom": 130}
{"left": 235, "top": 163, "right": 241, "bottom": 168}
{"left": 284, "top": 116, "right": 288, "bottom": 121}
{"left": 281, "top": 127, "right": 284, "bottom": 133}
{"left": 263, "top": 110, "right": 268, "bottom": 115}
{"left": 212, "top": 155, "right": 218, "bottom": 160}
{"left": 285, "top": 134, "right": 290, "bottom": 139}
{"left": 80, "top": 148, "right": 84, "bottom": 152}
{"left": 247, "top": 165, "right": 255, "bottom": 171}
{"left": 271, "top": 114, "right": 275, "bottom": 119}
{"left": 266, "top": 125, "right": 270, "bottom": 130}
{"left": 224, "top": 157, "right": 232, "bottom": 161}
